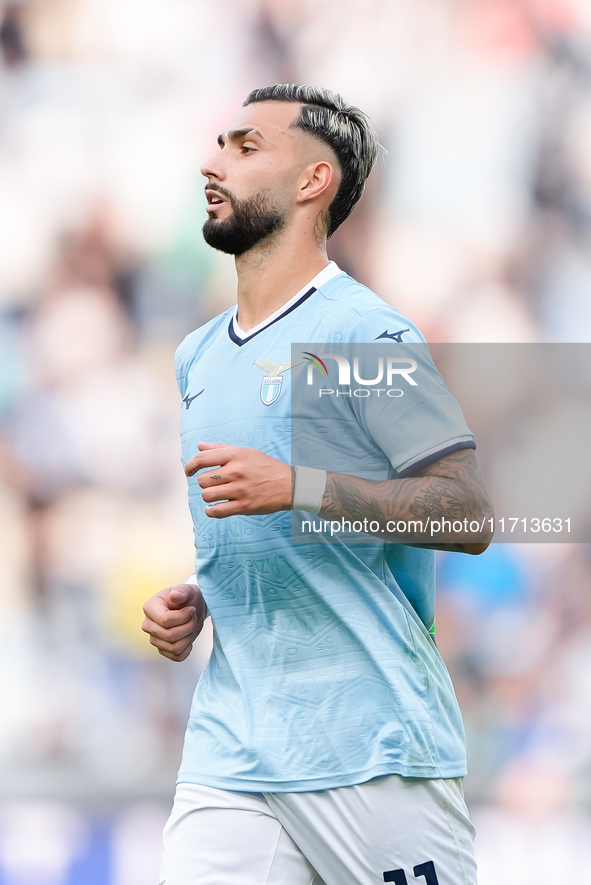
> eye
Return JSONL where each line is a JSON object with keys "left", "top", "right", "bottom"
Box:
{"left": 241, "top": 144, "right": 255, "bottom": 154}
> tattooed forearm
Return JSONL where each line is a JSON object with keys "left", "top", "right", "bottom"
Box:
{"left": 318, "top": 448, "right": 494, "bottom": 554}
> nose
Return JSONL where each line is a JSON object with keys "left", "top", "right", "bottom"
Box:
{"left": 201, "top": 150, "right": 225, "bottom": 183}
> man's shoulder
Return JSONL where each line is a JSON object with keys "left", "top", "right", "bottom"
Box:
{"left": 315, "top": 272, "right": 426, "bottom": 344}
{"left": 176, "top": 306, "right": 234, "bottom": 359}
{"left": 174, "top": 307, "right": 234, "bottom": 391}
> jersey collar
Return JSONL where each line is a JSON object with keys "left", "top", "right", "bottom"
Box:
{"left": 228, "top": 262, "right": 343, "bottom": 347}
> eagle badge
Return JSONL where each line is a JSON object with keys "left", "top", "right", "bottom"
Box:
{"left": 254, "top": 359, "right": 301, "bottom": 406}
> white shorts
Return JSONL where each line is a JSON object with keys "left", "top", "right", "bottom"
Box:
{"left": 159, "top": 775, "right": 477, "bottom": 885}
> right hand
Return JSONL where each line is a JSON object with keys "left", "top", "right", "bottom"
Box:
{"left": 142, "top": 583, "right": 207, "bottom": 662}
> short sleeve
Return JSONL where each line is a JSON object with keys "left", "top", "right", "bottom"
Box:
{"left": 344, "top": 308, "right": 475, "bottom": 476}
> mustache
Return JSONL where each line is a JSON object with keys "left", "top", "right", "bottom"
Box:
{"left": 205, "top": 184, "right": 235, "bottom": 203}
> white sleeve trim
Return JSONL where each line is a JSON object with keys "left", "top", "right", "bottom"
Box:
{"left": 292, "top": 466, "right": 327, "bottom": 515}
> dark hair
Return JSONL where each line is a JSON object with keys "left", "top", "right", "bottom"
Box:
{"left": 244, "top": 84, "right": 380, "bottom": 236}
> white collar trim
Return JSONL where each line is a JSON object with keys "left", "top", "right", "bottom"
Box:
{"left": 232, "top": 261, "right": 342, "bottom": 340}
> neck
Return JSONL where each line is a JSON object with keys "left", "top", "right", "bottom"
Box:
{"left": 234, "top": 227, "right": 329, "bottom": 333}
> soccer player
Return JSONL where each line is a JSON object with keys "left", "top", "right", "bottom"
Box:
{"left": 142, "top": 85, "right": 493, "bottom": 885}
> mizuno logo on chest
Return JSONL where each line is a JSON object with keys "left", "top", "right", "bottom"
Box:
{"left": 183, "top": 389, "right": 205, "bottom": 409}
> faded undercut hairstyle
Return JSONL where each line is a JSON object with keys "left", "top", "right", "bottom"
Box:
{"left": 244, "top": 84, "right": 380, "bottom": 236}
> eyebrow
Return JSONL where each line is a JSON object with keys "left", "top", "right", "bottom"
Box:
{"left": 217, "top": 127, "right": 266, "bottom": 147}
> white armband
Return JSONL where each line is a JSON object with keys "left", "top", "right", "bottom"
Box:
{"left": 185, "top": 573, "right": 209, "bottom": 619}
{"left": 292, "top": 466, "right": 327, "bottom": 515}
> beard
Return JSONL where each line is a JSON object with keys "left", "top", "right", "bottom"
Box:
{"left": 202, "top": 186, "right": 286, "bottom": 256}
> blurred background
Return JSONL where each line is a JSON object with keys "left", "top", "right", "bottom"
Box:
{"left": 1, "top": 0, "right": 591, "bottom": 882}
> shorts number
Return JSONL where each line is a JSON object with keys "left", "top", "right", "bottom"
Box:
{"left": 383, "top": 871, "right": 407, "bottom": 885}
{"left": 414, "top": 861, "right": 439, "bottom": 884}
{"left": 384, "top": 860, "right": 440, "bottom": 884}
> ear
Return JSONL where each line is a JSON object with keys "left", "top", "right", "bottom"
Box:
{"left": 296, "top": 161, "right": 338, "bottom": 205}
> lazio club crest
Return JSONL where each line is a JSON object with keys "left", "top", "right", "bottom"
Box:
{"left": 254, "top": 359, "right": 301, "bottom": 406}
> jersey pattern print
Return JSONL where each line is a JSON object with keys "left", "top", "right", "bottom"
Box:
{"left": 174, "top": 267, "right": 474, "bottom": 792}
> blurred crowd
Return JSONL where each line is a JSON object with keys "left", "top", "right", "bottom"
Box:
{"left": 1, "top": 0, "right": 591, "bottom": 882}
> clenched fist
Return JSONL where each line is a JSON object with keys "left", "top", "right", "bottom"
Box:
{"left": 142, "top": 583, "right": 207, "bottom": 662}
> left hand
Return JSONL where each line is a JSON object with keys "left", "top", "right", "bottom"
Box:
{"left": 185, "top": 441, "right": 291, "bottom": 518}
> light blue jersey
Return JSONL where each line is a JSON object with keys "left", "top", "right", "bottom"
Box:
{"left": 175, "top": 264, "right": 474, "bottom": 792}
